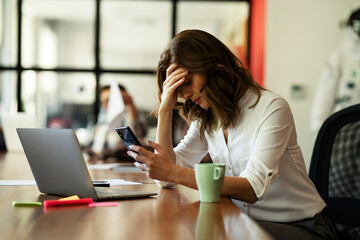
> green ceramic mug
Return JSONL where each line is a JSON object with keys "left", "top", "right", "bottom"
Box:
{"left": 195, "top": 163, "right": 225, "bottom": 203}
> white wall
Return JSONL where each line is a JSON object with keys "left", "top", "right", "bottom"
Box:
{"left": 265, "top": 0, "right": 358, "bottom": 169}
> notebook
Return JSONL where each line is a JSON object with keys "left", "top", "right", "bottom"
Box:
{"left": 16, "top": 128, "right": 157, "bottom": 200}
{"left": 1, "top": 113, "right": 37, "bottom": 152}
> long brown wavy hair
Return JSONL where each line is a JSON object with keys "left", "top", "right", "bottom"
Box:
{"left": 156, "top": 29, "right": 263, "bottom": 140}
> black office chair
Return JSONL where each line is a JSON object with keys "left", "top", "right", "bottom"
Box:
{"left": 309, "top": 104, "right": 360, "bottom": 240}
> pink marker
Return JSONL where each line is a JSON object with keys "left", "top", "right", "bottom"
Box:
{"left": 88, "top": 202, "right": 118, "bottom": 207}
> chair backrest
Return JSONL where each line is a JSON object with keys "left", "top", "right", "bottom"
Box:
{"left": 309, "top": 104, "right": 360, "bottom": 239}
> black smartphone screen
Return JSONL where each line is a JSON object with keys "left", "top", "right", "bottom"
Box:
{"left": 93, "top": 180, "right": 110, "bottom": 187}
{"left": 115, "top": 126, "right": 143, "bottom": 158}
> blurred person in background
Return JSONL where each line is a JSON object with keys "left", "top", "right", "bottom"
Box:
{"left": 311, "top": 5, "right": 360, "bottom": 133}
{"left": 83, "top": 83, "right": 147, "bottom": 162}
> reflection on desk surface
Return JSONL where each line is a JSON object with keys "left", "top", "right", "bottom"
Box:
{"left": 0, "top": 151, "right": 273, "bottom": 240}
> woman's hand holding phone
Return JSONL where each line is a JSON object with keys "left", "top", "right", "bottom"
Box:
{"left": 128, "top": 140, "right": 178, "bottom": 182}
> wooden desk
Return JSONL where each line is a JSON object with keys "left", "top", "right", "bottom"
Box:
{"left": 0, "top": 152, "right": 273, "bottom": 240}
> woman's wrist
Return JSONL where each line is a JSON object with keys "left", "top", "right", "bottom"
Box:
{"left": 169, "top": 165, "right": 197, "bottom": 189}
{"left": 158, "top": 107, "right": 174, "bottom": 117}
{"left": 168, "top": 164, "right": 182, "bottom": 184}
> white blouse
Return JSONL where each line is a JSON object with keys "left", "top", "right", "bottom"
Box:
{"left": 166, "top": 89, "right": 325, "bottom": 222}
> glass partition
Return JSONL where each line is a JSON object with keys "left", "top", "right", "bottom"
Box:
{"left": 100, "top": 73, "right": 157, "bottom": 112}
{"left": 178, "top": 1, "right": 250, "bottom": 65}
{"left": 0, "top": 0, "right": 17, "bottom": 66}
{"left": 101, "top": 1, "right": 172, "bottom": 70}
{"left": 22, "top": 0, "right": 95, "bottom": 68}
{"left": 21, "top": 71, "right": 96, "bottom": 129}
{"left": 0, "top": 71, "right": 17, "bottom": 114}
{"left": 0, "top": 0, "right": 250, "bottom": 143}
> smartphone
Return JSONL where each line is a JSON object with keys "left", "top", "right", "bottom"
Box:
{"left": 115, "top": 126, "right": 143, "bottom": 160}
{"left": 92, "top": 180, "right": 110, "bottom": 187}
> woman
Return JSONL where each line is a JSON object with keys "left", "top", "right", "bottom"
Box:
{"left": 127, "top": 30, "right": 337, "bottom": 240}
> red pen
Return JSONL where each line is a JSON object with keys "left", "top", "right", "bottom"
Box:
{"left": 43, "top": 198, "right": 93, "bottom": 207}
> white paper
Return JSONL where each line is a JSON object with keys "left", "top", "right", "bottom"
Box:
{"left": 0, "top": 179, "right": 142, "bottom": 186}
{"left": 0, "top": 180, "right": 36, "bottom": 185}
{"left": 91, "top": 124, "right": 109, "bottom": 154}
{"left": 87, "top": 163, "right": 121, "bottom": 170}
{"left": 106, "top": 80, "right": 125, "bottom": 123}
{"left": 102, "top": 179, "right": 142, "bottom": 186}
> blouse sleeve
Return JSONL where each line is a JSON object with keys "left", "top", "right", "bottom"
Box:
{"left": 174, "top": 121, "right": 209, "bottom": 168}
{"left": 240, "top": 98, "right": 295, "bottom": 200}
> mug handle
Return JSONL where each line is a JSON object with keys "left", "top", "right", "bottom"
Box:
{"left": 213, "top": 167, "right": 224, "bottom": 180}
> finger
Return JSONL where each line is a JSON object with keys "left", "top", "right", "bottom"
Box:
{"left": 134, "top": 161, "right": 148, "bottom": 171}
{"left": 146, "top": 140, "right": 165, "bottom": 154}
{"left": 127, "top": 150, "right": 148, "bottom": 164}
{"left": 163, "top": 69, "right": 188, "bottom": 87}
{"left": 164, "top": 65, "right": 178, "bottom": 85}
{"left": 163, "top": 74, "right": 187, "bottom": 96}
{"left": 129, "top": 145, "right": 153, "bottom": 158}
{"left": 168, "top": 77, "right": 185, "bottom": 92}
{"left": 168, "top": 71, "right": 188, "bottom": 87}
{"left": 166, "top": 63, "right": 178, "bottom": 78}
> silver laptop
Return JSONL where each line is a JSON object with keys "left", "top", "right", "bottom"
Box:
{"left": 16, "top": 128, "right": 157, "bottom": 200}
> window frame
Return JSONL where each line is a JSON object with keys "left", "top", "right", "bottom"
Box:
{"left": 0, "top": 0, "right": 251, "bottom": 118}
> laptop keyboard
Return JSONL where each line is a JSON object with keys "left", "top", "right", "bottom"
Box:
{"left": 95, "top": 187, "right": 156, "bottom": 199}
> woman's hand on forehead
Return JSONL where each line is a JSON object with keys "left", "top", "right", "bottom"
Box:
{"left": 159, "top": 63, "right": 188, "bottom": 111}
{"left": 166, "top": 63, "right": 188, "bottom": 76}
{"left": 166, "top": 63, "right": 178, "bottom": 77}
{"left": 164, "top": 65, "right": 188, "bottom": 87}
